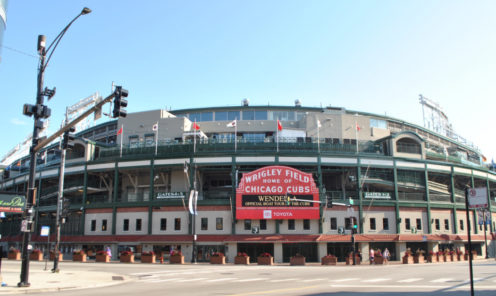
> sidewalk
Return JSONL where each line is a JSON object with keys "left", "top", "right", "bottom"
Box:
{"left": 0, "top": 260, "right": 128, "bottom": 294}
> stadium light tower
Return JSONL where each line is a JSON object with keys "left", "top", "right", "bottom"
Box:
{"left": 18, "top": 7, "right": 91, "bottom": 287}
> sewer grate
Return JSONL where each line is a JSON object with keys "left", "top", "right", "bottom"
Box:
{"left": 112, "top": 276, "right": 124, "bottom": 281}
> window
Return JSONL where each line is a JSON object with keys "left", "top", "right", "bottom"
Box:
{"left": 242, "top": 110, "right": 254, "bottom": 120}
{"left": 405, "top": 218, "right": 411, "bottom": 230}
{"left": 416, "top": 218, "right": 422, "bottom": 230}
{"left": 255, "top": 111, "right": 268, "bottom": 120}
{"left": 460, "top": 219, "right": 464, "bottom": 231}
{"left": 244, "top": 220, "right": 251, "bottom": 230}
{"left": 260, "top": 219, "right": 267, "bottom": 230}
{"left": 201, "top": 112, "right": 213, "bottom": 121}
{"left": 160, "top": 218, "right": 167, "bottom": 231}
{"left": 435, "top": 219, "right": 440, "bottom": 230}
{"left": 102, "top": 219, "right": 107, "bottom": 231}
{"left": 444, "top": 219, "right": 449, "bottom": 230}
{"left": 330, "top": 218, "right": 337, "bottom": 230}
{"left": 370, "top": 118, "right": 387, "bottom": 129}
{"left": 215, "top": 111, "right": 227, "bottom": 121}
{"left": 303, "top": 219, "right": 310, "bottom": 230}
{"left": 91, "top": 220, "right": 96, "bottom": 232}
{"left": 288, "top": 220, "right": 295, "bottom": 230}
{"left": 345, "top": 218, "right": 352, "bottom": 230}
{"left": 383, "top": 218, "right": 389, "bottom": 230}
{"left": 201, "top": 218, "right": 208, "bottom": 230}
{"left": 123, "top": 219, "right": 129, "bottom": 231}
{"left": 370, "top": 218, "right": 376, "bottom": 230}
{"left": 189, "top": 113, "right": 201, "bottom": 122}
{"left": 216, "top": 218, "right": 223, "bottom": 230}
{"left": 228, "top": 111, "right": 240, "bottom": 121}
{"left": 144, "top": 135, "right": 155, "bottom": 147}
{"left": 174, "top": 218, "right": 181, "bottom": 231}
{"left": 136, "top": 219, "right": 142, "bottom": 231}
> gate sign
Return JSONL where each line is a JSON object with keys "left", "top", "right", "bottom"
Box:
{"left": 236, "top": 166, "right": 320, "bottom": 219}
{"left": 0, "top": 192, "right": 26, "bottom": 213}
{"left": 468, "top": 187, "right": 488, "bottom": 209}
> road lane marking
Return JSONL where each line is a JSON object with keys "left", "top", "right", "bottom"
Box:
{"left": 302, "top": 278, "right": 326, "bottom": 282}
{"left": 430, "top": 278, "right": 453, "bottom": 283}
{"left": 330, "top": 278, "right": 360, "bottom": 282}
{"left": 269, "top": 278, "right": 298, "bottom": 283}
{"left": 206, "top": 278, "right": 238, "bottom": 283}
{"left": 175, "top": 278, "right": 208, "bottom": 282}
{"left": 143, "top": 277, "right": 185, "bottom": 283}
{"left": 397, "top": 278, "right": 422, "bottom": 283}
{"left": 229, "top": 285, "right": 320, "bottom": 296}
{"left": 234, "top": 278, "right": 266, "bottom": 282}
{"left": 362, "top": 278, "right": 391, "bottom": 283}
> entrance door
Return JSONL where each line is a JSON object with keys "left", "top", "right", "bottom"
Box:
{"left": 282, "top": 243, "right": 318, "bottom": 262}
{"left": 238, "top": 243, "right": 274, "bottom": 263}
{"left": 327, "top": 242, "right": 353, "bottom": 262}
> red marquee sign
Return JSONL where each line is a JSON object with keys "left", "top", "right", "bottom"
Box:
{"left": 236, "top": 166, "right": 320, "bottom": 219}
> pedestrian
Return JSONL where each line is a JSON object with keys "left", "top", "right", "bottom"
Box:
{"left": 383, "top": 248, "right": 390, "bottom": 261}
{"left": 369, "top": 248, "right": 375, "bottom": 264}
{"left": 106, "top": 246, "right": 112, "bottom": 258}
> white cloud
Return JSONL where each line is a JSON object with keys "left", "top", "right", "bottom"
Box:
{"left": 11, "top": 118, "right": 27, "bottom": 126}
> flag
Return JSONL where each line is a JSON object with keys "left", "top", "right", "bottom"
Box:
{"left": 16, "top": 160, "right": 21, "bottom": 167}
{"left": 152, "top": 122, "right": 158, "bottom": 131}
{"left": 356, "top": 122, "right": 361, "bottom": 132}
{"left": 226, "top": 120, "right": 236, "bottom": 128}
{"left": 117, "top": 126, "right": 123, "bottom": 135}
{"left": 316, "top": 119, "right": 322, "bottom": 128}
{"left": 277, "top": 120, "right": 283, "bottom": 131}
{"left": 188, "top": 190, "right": 198, "bottom": 215}
{"left": 192, "top": 122, "right": 200, "bottom": 130}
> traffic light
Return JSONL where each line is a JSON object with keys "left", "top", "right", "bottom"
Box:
{"left": 112, "top": 86, "right": 128, "bottom": 118}
{"left": 61, "top": 198, "right": 70, "bottom": 218}
{"left": 352, "top": 217, "right": 358, "bottom": 234}
{"left": 62, "top": 127, "right": 76, "bottom": 150}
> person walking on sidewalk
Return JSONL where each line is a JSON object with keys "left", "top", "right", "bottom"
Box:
{"left": 369, "top": 248, "right": 375, "bottom": 264}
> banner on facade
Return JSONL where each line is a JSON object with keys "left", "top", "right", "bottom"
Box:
{"left": 0, "top": 192, "right": 26, "bottom": 213}
{"left": 468, "top": 187, "right": 488, "bottom": 209}
{"left": 236, "top": 166, "right": 320, "bottom": 219}
{"left": 364, "top": 192, "right": 391, "bottom": 199}
{"left": 156, "top": 192, "right": 186, "bottom": 199}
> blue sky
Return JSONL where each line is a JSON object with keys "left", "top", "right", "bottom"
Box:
{"left": 1, "top": 1, "right": 495, "bottom": 162}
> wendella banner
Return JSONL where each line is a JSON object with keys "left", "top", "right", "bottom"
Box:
{"left": 236, "top": 166, "right": 320, "bottom": 219}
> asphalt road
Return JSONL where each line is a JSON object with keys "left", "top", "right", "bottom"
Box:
{"left": 25, "top": 260, "right": 496, "bottom": 296}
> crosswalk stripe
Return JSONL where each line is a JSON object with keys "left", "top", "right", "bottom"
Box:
{"left": 397, "top": 278, "right": 422, "bottom": 283}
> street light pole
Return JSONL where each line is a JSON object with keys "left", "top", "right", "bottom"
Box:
{"left": 18, "top": 7, "right": 91, "bottom": 287}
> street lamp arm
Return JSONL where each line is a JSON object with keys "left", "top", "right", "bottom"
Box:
{"left": 42, "top": 7, "right": 91, "bottom": 72}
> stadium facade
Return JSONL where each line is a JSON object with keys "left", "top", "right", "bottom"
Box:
{"left": 1, "top": 103, "right": 495, "bottom": 263}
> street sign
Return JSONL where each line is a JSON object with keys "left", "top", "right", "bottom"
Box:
{"left": 468, "top": 187, "right": 488, "bottom": 209}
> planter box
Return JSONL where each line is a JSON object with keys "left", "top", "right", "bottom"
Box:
{"left": 414, "top": 255, "right": 424, "bottom": 264}
{"left": 402, "top": 255, "right": 414, "bottom": 264}
{"left": 96, "top": 254, "right": 110, "bottom": 262}
{"left": 169, "top": 255, "right": 185, "bottom": 264}
{"left": 210, "top": 256, "right": 226, "bottom": 264}
{"left": 443, "top": 255, "right": 451, "bottom": 262}
{"left": 257, "top": 256, "right": 274, "bottom": 265}
{"left": 321, "top": 256, "right": 337, "bottom": 265}
{"left": 141, "top": 255, "right": 156, "bottom": 263}
{"left": 234, "top": 256, "right": 250, "bottom": 265}
{"left": 290, "top": 256, "right": 306, "bottom": 266}
{"left": 8, "top": 251, "right": 21, "bottom": 260}
{"left": 29, "top": 252, "right": 43, "bottom": 261}
{"left": 374, "top": 256, "right": 386, "bottom": 265}
{"left": 427, "top": 255, "right": 437, "bottom": 263}
{"left": 50, "top": 252, "right": 63, "bottom": 261}
{"left": 120, "top": 254, "right": 135, "bottom": 263}
{"left": 456, "top": 254, "right": 462, "bottom": 261}
{"left": 73, "top": 254, "right": 87, "bottom": 262}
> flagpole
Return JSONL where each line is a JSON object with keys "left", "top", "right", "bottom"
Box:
{"left": 234, "top": 118, "right": 237, "bottom": 152}
{"left": 155, "top": 122, "right": 158, "bottom": 156}
{"left": 317, "top": 120, "right": 320, "bottom": 154}
{"left": 120, "top": 124, "right": 124, "bottom": 157}
{"left": 276, "top": 121, "right": 279, "bottom": 153}
{"left": 194, "top": 120, "right": 196, "bottom": 154}
{"left": 355, "top": 121, "right": 358, "bottom": 154}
